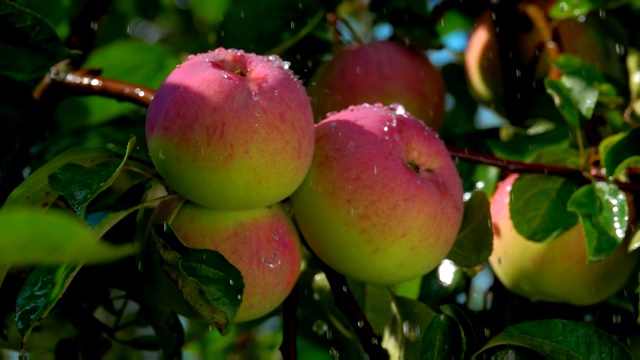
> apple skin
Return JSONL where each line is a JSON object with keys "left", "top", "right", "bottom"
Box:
{"left": 489, "top": 174, "right": 639, "bottom": 306}
{"left": 154, "top": 198, "right": 303, "bottom": 323}
{"left": 290, "top": 103, "right": 464, "bottom": 285}
{"left": 307, "top": 41, "right": 446, "bottom": 130}
{"left": 146, "top": 48, "right": 315, "bottom": 211}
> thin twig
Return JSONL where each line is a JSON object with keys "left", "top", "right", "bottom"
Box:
{"left": 279, "top": 284, "right": 298, "bottom": 360}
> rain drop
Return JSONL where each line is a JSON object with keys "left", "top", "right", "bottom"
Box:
{"left": 312, "top": 320, "right": 328, "bottom": 335}
{"left": 357, "top": 320, "right": 364, "bottom": 328}
{"left": 263, "top": 253, "right": 282, "bottom": 269}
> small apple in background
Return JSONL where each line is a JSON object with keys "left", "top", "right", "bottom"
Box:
{"left": 290, "top": 103, "right": 464, "bottom": 285}
{"left": 464, "top": 6, "right": 626, "bottom": 108}
{"left": 489, "top": 174, "right": 639, "bottom": 306}
{"left": 146, "top": 48, "right": 315, "bottom": 211}
{"left": 153, "top": 198, "right": 303, "bottom": 323}
{"left": 307, "top": 41, "right": 446, "bottom": 130}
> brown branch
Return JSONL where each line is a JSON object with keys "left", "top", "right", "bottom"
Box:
{"left": 448, "top": 146, "right": 640, "bottom": 193}
{"left": 36, "top": 67, "right": 154, "bottom": 107}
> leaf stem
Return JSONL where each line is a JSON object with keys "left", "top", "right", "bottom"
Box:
{"left": 268, "top": 10, "right": 325, "bottom": 55}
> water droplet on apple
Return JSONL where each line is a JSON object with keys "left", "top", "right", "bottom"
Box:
{"left": 158, "top": 151, "right": 165, "bottom": 160}
{"left": 187, "top": 54, "right": 195, "bottom": 59}
{"left": 282, "top": 61, "right": 291, "bottom": 70}
{"left": 251, "top": 92, "right": 260, "bottom": 100}
{"left": 262, "top": 253, "right": 282, "bottom": 269}
{"left": 272, "top": 230, "right": 282, "bottom": 241}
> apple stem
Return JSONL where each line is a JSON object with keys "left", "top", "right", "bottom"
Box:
{"left": 315, "top": 257, "right": 389, "bottom": 359}
{"left": 279, "top": 284, "right": 299, "bottom": 360}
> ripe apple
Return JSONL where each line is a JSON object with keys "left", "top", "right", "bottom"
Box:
{"left": 290, "top": 103, "right": 464, "bottom": 285}
{"left": 146, "top": 48, "right": 315, "bottom": 211}
{"left": 307, "top": 41, "right": 446, "bottom": 130}
{"left": 153, "top": 198, "right": 303, "bottom": 323}
{"left": 489, "top": 174, "right": 639, "bottom": 305}
{"left": 465, "top": 7, "right": 625, "bottom": 107}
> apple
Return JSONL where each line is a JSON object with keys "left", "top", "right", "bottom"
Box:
{"left": 153, "top": 198, "right": 303, "bottom": 323}
{"left": 290, "top": 103, "right": 464, "bottom": 285}
{"left": 146, "top": 48, "right": 315, "bottom": 211}
{"left": 489, "top": 174, "right": 639, "bottom": 305}
{"left": 465, "top": 7, "right": 625, "bottom": 107}
{"left": 307, "top": 41, "right": 446, "bottom": 130}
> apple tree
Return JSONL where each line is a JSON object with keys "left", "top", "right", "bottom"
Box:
{"left": 1, "top": 0, "right": 640, "bottom": 358}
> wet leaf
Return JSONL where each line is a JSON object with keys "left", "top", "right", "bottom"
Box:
{"left": 567, "top": 182, "right": 628, "bottom": 261}
{"left": 549, "top": 0, "right": 624, "bottom": 19}
{"left": 4, "top": 146, "right": 120, "bottom": 209}
{"left": 447, "top": 191, "right": 493, "bottom": 268}
{"left": 0, "top": 0, "right": 69, "bottom": 87}
{"left": 48, "top": 137, "right": 135, "bottom": 218}
{"left": 382, "top": 296, "right": 436, "bottom": 360}
{"left": 544, "top": 78, "right": 584, "bottom": 127}
{"left": 15, "top": 264, "right": 80, "bottom": 339}
{"left": 0, "top": 208, "right": 135, "bottom": 266}
{"left": 152, "top": 223, "right": 244, "bottom": 331}
{"left": 472, "top": 319, "right": 632, "bottom": 359}
{"left": 487, "top": 121, "right": 571, "bottom": 161}
{"left": 510, "top": 174, "right": 579, "bottom": 242}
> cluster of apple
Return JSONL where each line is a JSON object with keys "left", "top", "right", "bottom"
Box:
{"left": 145, "top": 44, "right": 464, "bottom": 322}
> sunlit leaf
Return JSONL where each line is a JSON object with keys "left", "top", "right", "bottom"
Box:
{"left": 0, "top": 208, "right": 135, "bottom": 266}
{"left": 447, "top": 191, "right": 492, "bottom": 268}
{"left": 567, "top": 182, "right": 628, "bottom": 261}
{"left": 510, "top": 174, "right": 579, "bottom": 242}
{"left": 473, "top": 319, "right": 632, "bottom": 359}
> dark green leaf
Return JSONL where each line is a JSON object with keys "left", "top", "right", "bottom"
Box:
{"left": 48, "top": 138, "right": 135, "bottom": 218}
{"left": 0, "top": 0, "right": 69, "bottom": 86}
{"left": 553, "top": 54, "right": 605, "bottom": 83}
{"left": 0, "top": 208, "right": 135, "bottom": 266}
{"left": 487, "top": 122, "right": 571, "bottom": 162}
{"left": 217, "top": 0, "right": 322, "bottom": 54}
{"left": 601, "top": 127, "right": 640, "bottom": 177}
{"left": 472, "top": 319, "right": 632, "bottom": 359}
{"left": 420, "top": 313, "right": 464, "bottom": 359}
{"left": 447, "top": 191, "right": 493, "bottom": 268}
{"left": 440, "top": 304, "right": 476, "bottom": 357}
{"left": 4, "top": 146, "right": 120, "bottom": 209}
{"left": 510, "top": 174, "right": 579, "bottom": 242}
{"left": 152, "top": 224, "right": 244, "bottom": 331}
{"left": 549, "top": 0, "right": 626, "bottom": 19}
{"left": 567, "top": 182, "right": 628, "bottom": 261}
{"left": 15, "top": 264, "right": 81, "bottom": 339}
{"left": 544, "top": 78, "right": 584, "bottom": 127}
{"left": 382, "top": 296, "right": 436, "bottom": 360}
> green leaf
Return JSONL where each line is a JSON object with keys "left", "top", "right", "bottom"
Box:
{"left": 348, "top": 279, "right": 394, "bottom": 334}
{"left": 48, "top": 138, "right": 135, "bottom": 218}
{"left": 0, "top": 0, "right": 69, "bottom": 87}
{"left": 447, "top": 191, "right": 493, "bottom": 268}
{"left": 382, "top": 296, "right": 437, "bottom": 360}
{"left": 510, "top": 174, "right": 579, "bottom": 242}
{"left": 544, "top": 78, "right": 584, "bottom": 127}
{"left": 152, "top": 224, "right": 244, "bottom": 331}
{"left": 612, "top": 156, "right": 640, "bottom": 180}
{"left": 15, "top": 264, "right": 80, "bottom": 339}
{"left": 0, "top": 208, "right": 135, "bottom": 266}
{"left": 420, "top": 313, "right": 464, "bottom": 359}
{"left": 601, "top": 127, "right": 640, "bottom": 178}
{"left": 567, "top": 182, "right": 629, "bottom": 261}
{"left": 487, "top": 122, "right": 571, "bottom": 162}
{"left": 472, "top": 319, "right": 632, "bottom": 359}
{"left": 4, "top": 146, "right": 121, "bottom": 209}
{"left": 548, "top": 0, "right": 628, "bottom": 19}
